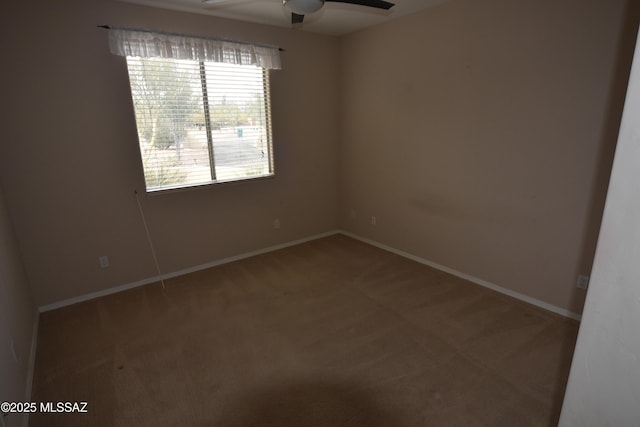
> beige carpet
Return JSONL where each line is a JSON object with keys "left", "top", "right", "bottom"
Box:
{"left": 30, "top": 234, "right": 578, "bottom": 426}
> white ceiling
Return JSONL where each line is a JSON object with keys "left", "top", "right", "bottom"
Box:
{"left": 115, "top": 0, "right": 447, "bottom": 36}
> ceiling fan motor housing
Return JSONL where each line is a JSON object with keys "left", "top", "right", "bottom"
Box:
{"left": 283, "top": 0, "right": 325, "bottom": 15}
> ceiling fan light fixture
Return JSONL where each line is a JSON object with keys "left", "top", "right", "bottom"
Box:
{"left": 283, "top": 0, "right": 325, "bottom": 15}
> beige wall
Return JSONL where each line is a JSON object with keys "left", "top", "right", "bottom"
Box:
{"left": 338, "top": 0, "right": 635, "bottom": 314}
{"left": 1, "top": 0, "right": 636, "bottom": 315}
{"left": 0, "top": 0, "right": 341, "bottom": 306}
{"left": 0, "top": 184, "right": 36, "bottom": 427}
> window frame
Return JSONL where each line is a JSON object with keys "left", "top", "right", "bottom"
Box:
{"left": 124, "top": 56, "right": 276, "bottom": 194}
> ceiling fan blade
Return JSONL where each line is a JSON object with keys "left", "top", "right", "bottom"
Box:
{"left": 325, "top": 0, "right": 394, "bottom": 10}
{"left": 201, "top": 0, "right": 233, "bottom": 6}
{"left": 201, "top": 0, "right": 256, "bottom": 9}
{"left": 292, "top": 12, "right": 305, "bottom": 24}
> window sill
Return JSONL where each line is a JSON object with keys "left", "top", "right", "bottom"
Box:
{"left": 144, "top": 173, "right": 276, "bottom": 196}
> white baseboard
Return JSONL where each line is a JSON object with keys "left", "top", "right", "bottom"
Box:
{"left": 340, "top": 231, "right": 582, "bottom": 321}
{"left": 39, "top": 228, "right": 581, "bottom": 321}
{"left": 39, "top": 230, "right": 341, "bottom": 313}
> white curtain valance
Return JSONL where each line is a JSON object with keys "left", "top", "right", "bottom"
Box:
{"left": 108, "top": 28, "right": 281, "bottom": 70}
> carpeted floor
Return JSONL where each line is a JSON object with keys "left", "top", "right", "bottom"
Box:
{"left": 30, "top": 234, "right": 578, "bottom": 426}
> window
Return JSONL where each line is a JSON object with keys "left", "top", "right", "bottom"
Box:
{"left": 125, "top": 57, "right": 274, "bottom": 192}
{"left": 107, "top": 28, "right": 281, "bottom": 192}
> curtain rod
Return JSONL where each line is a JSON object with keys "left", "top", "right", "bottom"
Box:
{"left": 97, "top": 25, "right": 285, "bottom": 52}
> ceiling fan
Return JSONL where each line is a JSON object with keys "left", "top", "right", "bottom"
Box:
{"left": 202, "top": 0, "right": 395, "bottom": 25}
{"left": 284, "top": 0, "right": 395, "bottom": 24}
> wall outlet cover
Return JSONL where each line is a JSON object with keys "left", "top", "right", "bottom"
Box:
{"left": 577, "top": 274, "right": 590, "bottom": 290}
{"left": 99, "top": 256, "right": 109, "bottom": 268}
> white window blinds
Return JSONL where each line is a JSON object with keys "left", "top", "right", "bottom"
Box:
{"left": 110, "top": 29, "right": 278, "bottom": 192}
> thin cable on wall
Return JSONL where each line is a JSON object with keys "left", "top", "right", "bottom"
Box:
{"left": 134, "top": 189, "right": 166, "bottom": 289}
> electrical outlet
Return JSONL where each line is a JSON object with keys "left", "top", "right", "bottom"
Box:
{"left": 99, "top": 255, "right": 109, "bottom": 268}
{"left": 577, "top": 275, "right": 590, "bottom": 290}
{"left": 371, "top": 216, "right": 377, "bottom": 225}
{"left": 273, "top": 219, "right": 280, "bottom": 229}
